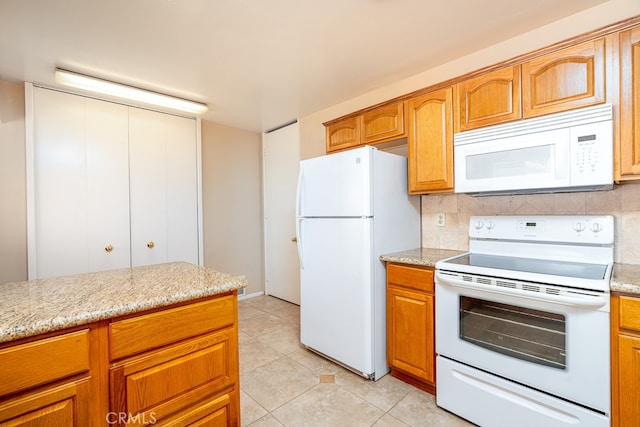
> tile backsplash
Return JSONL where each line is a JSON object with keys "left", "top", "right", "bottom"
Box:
{"left": 421, "top": 181, "right": 640, "bottom": 265}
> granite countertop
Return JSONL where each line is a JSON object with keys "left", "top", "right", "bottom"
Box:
{"left": 610, "top": 263, "right": 640, "bottom": 295}
{"left": 380, "top": 247, "right": 466, "bottom": 268}
{"left": 0, "top": 262, "right": 246, "bottom": 344}
{"left": 381, "top": 248, "right": 640, "bottom": 296}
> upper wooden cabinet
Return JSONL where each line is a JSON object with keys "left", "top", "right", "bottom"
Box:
{"left": 407, "top": 87, "right": 454, "bottom": 194}
{"left": 618, "top": 26, "right": 640, "bottom": 180}
{"left": 325, "top": 102, "right": 406, "bottom": 153}
{"left": 325, "top": 116, "right": 360, "bottom": 152}
{"left": 456, "top": 65, "right": 522, "bottom": 132}
{"left": 522, "top": 38, "right": 606, "bottom": 118}
{"left": 361, "top": 102, "right": 405, "bottom": 145}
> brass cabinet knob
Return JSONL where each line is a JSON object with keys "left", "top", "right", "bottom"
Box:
{"left": 147, "top": 241, "right": 155, "bottom": 249}
{"left": 291, "top": 237, "right": 297, "bottom": 242}
{"left": 105, "top": 244, "right": 113, "bottom": 253}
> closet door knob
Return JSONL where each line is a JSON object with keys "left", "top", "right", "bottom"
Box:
{"left": 147, "top": 241, "right": 155, "bottom": 249}
{"left": 105, "top": 244, "right": 113, "bottom": 253}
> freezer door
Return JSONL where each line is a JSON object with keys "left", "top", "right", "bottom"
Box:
{"left": 299, "top": 217, "right": 374, "bottom": 375}
{"left": 297, "top": 147, "right": 372, "bottom": 217}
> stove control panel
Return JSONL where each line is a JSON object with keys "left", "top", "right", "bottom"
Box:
{"left": 469, "top": 215, "right": 614, "bottom": 244}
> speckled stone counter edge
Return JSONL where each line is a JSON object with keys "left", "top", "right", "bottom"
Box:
{"left": 0, "top": 262, "right": 247, "bottom": 344}
{"left": 381, "top": 248, "right": 640, "bottom": 296}
{"left": 610, "top": 263, "right": 640, "bottom": 295}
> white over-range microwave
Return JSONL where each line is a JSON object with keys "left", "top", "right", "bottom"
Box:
{"left": 454, "top": 103, "right": 613, "bottom": 195}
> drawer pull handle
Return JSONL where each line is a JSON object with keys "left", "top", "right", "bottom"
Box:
{"left": 105, "top": 244, "right": 113, "bottom": 253}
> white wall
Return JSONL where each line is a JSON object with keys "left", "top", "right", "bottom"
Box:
{"left": 0, "top": 81, "right": 27, "bottom": 283}
{"left": 201, "top": 121, "right": 265, "bottom": 295}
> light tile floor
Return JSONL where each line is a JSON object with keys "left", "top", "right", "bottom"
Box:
{"left": 238, "top": 295, "right": 475, "bottom": 426}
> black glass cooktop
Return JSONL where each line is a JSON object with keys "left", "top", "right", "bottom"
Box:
{"left": 444, "top": 253, "right": 608, "bottom": 280}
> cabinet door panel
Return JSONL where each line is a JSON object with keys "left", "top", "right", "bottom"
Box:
{"left": 387, "top": 286, "right": 434, "bottom": 383}
{"left": 110, "top": 330, "right": 235, "bottom": 426}
{"left": 361, "top": 102, "right": 405, "bottom": 144}
{"left": 0, "top": 381, "right": 90, "bottom": 426}
{"left": 407, "top": 87, "right": 454, "bottom": 194}
{"left": 457, "top": 66, "right": 521, "bottom": 131}
{"left": 522, "top": 38, "right": 605, "bottom": 118}
{"left": 325, "top": 117, "right": 360, "bottom": 152}
{"left": 619, "top": 26, "right": 640, "bottom": 178}
{"left": 618, "top": 334, "right": 640, "bottom": 426}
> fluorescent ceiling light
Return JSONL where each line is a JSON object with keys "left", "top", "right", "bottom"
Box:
{"left": 54, "top": 69, "right": 208, "bottom": 115}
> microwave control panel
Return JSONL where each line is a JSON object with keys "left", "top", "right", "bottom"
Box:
{"left": 570, "top": 121, "right": 613, "bottom": 185}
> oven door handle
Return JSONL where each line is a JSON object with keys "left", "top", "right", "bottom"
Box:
{"left": 435, "top": 271, "right": 608, "bottom": 308}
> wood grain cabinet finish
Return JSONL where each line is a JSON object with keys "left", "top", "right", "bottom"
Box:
{"left": 611, "top": 294, "right": 640, "bottom": 427}
{"left": 618, "top": 25, "right": 640, "bottom": 179}
{"left": 110, "top": 329, "right": 237, "bottom": 426}
{"left": 456, "top": 65, "right": 522, "bottom": 131}
{"left": 361, "top": 102, "right": 406, "bottom": 145}
{"left": 0, "top": 293, "right": 240, "bottom": 427}
{"left": 407, "top": 87, "right": 454, "bottom": 194}
{"left": 522, "top": 38, "right": 606, "bottom": 118}
{"left": 386, "top": 263, "right": 436, "bottom": 395}
{"left": 0, "top": 330, "right": 96, "bottom": 426}
{"left": 326, "top": 102, "right": 406, "bottom": 153}
{"left": 109, "top": 295, "right": 239, "bottom": 426}
{"left": 325, "top": 116, "right": 361, "bottom": 152}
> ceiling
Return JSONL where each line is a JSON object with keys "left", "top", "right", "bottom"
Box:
{"left": 0, "top": 0, "right": 608, "bottom": 133}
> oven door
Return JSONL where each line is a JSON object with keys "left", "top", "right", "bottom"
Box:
{"left": 435, "top": 276, "right": 610, "bottom": 414}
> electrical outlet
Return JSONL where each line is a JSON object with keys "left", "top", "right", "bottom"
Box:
{"left": 436, "top": 213, "right": 446, "bottom": 227}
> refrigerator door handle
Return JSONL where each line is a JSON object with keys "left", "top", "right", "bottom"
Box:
{"left": 296, "top": 217, "right": 304, "bottom": 270}
{"left": 296, "top": 167, "right": 304, "bottom": 218}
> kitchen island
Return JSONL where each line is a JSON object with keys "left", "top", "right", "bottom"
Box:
{"left": 0, "top": 262, "right": 246, "bottom": 426}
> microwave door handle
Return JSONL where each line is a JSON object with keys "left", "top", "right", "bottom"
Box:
{"left": 435, "top": 271, "right": 608, "bottom": 308}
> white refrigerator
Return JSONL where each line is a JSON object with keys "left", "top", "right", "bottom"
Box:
{"left": 296, "top": 146, "right": 420, "bottom": 380}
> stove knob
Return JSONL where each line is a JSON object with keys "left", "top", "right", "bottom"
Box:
{"left": 590, "top": 222, "right": 603, "bottom": 233}
{"left": 573, "top": 221, "right": 585, "bottom": 232}
{"left": 473, "top": 220, "right": 484, "bottom": 230}
{"left": 485, "top": 220, "right": 495, "bottom": 230}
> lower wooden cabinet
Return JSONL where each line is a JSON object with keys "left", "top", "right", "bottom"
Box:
{"left": 0, "top": 293, "right": 240, "bottom": 426}
{"left": 386, "top": 263, "right": 436, "bottom": 394}
{"left": 611, "top": 294, "right": 640, "bottom": 427}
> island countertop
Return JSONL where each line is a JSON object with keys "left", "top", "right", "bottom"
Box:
{"left": 0, "top": 262, "right": 246, "bottom": 344}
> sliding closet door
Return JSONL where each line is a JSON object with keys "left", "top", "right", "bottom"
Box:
{"left": 128, "top": 108, "right": 198, "bottom": 267}
{"left": 32, "top": 88, "right": 130, "bottom": 278}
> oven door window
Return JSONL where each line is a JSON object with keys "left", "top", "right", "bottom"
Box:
{"left": 459, "top": 296, "right": 566, "bottom": 369}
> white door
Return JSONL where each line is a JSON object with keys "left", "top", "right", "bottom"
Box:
{"left": 263, "top": 122, "right": 300, "bottom": 304}
{"left": 31, "top": 88, "right": 130, "bottom": 279}
{"left": 129, "top": 108, "right": 199, "bottom": 267}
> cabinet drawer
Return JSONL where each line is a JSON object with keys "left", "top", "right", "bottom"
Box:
{"left": 619, "top": 296, "right": 640, "bottom": 332}
{"left": 0, "top": 330, "right": 90, "bottom": 396}
{"left": 110, "top": 330, "right": 234, "bottom": 424}
{"left": 387, "top": 264, "right": 434, "bottom": 293}
{"left": 110, "top": 295, "right": 235, "bottom": 360}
